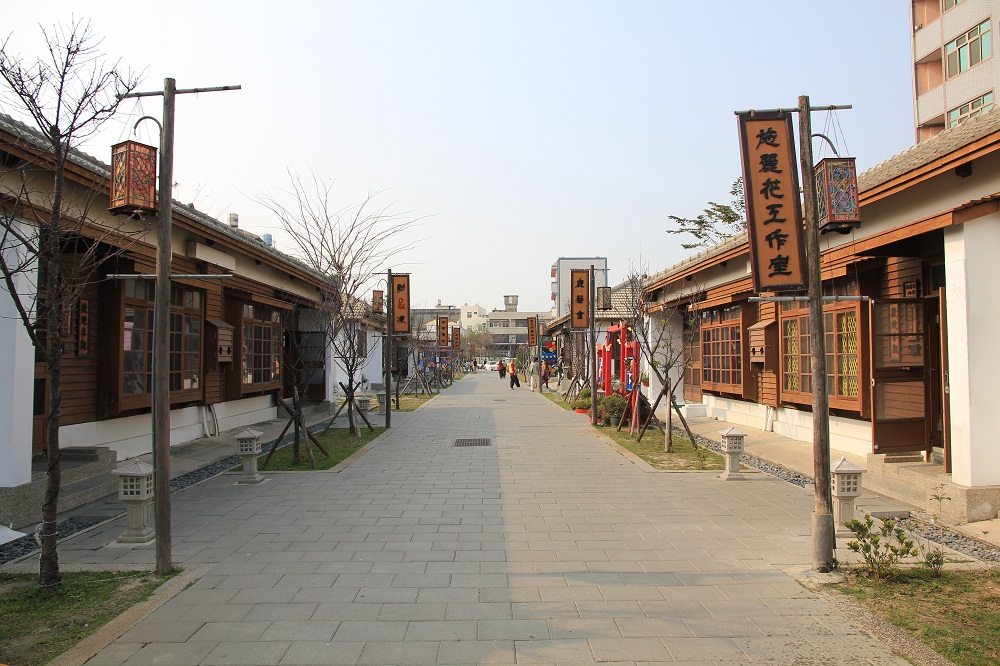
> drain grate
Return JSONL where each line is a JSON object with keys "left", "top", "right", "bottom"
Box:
{"left": 453, "top": 438, "right": 492, "bottom": 447}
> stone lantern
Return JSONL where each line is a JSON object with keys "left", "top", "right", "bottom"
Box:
{"left": 236, "top": 429, "right": 264, "bottom": 484}
{"left": 112, "top": 461, "right": 155, "bottom": 543}
{"left": 718, "top": 426, "right": 746, "bottom": 481}
{"left": 831, "top": 457, "right": 867, "bottom": 534}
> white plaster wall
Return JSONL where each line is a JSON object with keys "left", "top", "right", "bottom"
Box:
{"left": 0, "top": 230, "right": 36, "bottom": 488}
{"left": 945, "top": 216, "right": 1000, "bottom": 486}
{"left": 700, "top": 395, "right": 873, "bottom": 458}
{"left": 59, "top": 396, "right": 276, "bottom": 462}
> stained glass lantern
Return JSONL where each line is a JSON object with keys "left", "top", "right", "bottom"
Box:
{"left": 814, "top": 157, "right": 861, "bottom": 235}
{"left": 110, "top": 141, "right": 158, "bottom": 216}
{"left": 596, "top": 286, "right": 612, "bottom": 311}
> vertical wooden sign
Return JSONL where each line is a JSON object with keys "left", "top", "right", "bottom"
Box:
{"left": 527, "top": 316, "right": 538, "bottom": 347}
{"left": 452, "top": 327, "right": 461, "bottom": 350}
{"left": 570, "top": 269, "right": 590, "bottom": 329}
{"left": 390, "top": 274, "right": 410, "bottom": 333}
{"left": 438, "top": 316, "right": 449, "bottom": 347}
{"left": 737, "top": 111, "right": 807, "bottom": 292}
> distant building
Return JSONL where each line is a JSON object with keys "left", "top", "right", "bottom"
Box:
{"left": 487, "top": 295, "right": 551, "bottom": 359}
{"left": 550, "top": 257, "right": 608, "bottom": 318}
{"left": 912, "top": 0, "right": 999, "bottom": 140}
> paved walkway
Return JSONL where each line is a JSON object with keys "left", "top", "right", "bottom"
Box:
{"left": 22, "top": 374, "right": 911, "bottom": 665}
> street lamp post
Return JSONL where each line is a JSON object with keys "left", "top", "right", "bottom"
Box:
{"left": 122, "top": 79, "right": 240, "bottom": 576}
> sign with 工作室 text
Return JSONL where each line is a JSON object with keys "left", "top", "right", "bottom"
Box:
{"left": 737, "top": 112, "right": 807, "bottom": 292}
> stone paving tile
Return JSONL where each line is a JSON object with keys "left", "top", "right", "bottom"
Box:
{"left": 357, "top": 640, "right": 440, "bottom": 665}
{"left": 121, "top": 642, "right": 216, "bottom": 665}
{"left": 437, "top": 639, "right": 516, "bottom": 664}
{"left": 589, "top": 637, "right": 674, "bottom": 662}
{"left": 202, "top": 640, "right": 291, "bottom": 665}
{"left": 278, "top": 640, "right": 365, "bottom": 665}
{"left": 510, "top": 638, "right": 594, "bottom": 663}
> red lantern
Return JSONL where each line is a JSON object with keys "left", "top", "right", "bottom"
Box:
{"left": 814, "top": 157, "right": 861, "bottom": 235}
{"left": 110, "top": 141, "right": 157, "bottom": 216}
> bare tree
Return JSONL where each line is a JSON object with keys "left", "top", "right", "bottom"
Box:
{"left": 619, "top": 262, "right": 702, "bottom": 451}
{"left": 257, "top": 169, "right": 419, "bottom": 434}
{"left": 0, "top": 20, "right": 140, "bottom": 592}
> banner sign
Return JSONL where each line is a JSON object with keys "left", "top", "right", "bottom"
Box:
{"left": 452, "top": 327, "right": 461, "bottom": 350}
{"left": 737, "top": 111, "right": 808, "bottom": 292}
{"left": 390, "top": 274, "right": 410, "bottom": 333}
{"left": 372, "top": 289, "right": 384, "bottom": 314}
{"left": 570, "top": 269, "right": 590, "bottom": 329}
{"left": 438, "top": 316, "right": 449, "bottom": 347}
{"left": 527, "top": 316, "right": 538, "bottom": 347}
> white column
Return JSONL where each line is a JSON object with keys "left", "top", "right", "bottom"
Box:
{"left": 0, "top": 235, "right": 36, "bottom": 488}
{"left": 945, "top": 216, "right": 1000, "bottom": 486}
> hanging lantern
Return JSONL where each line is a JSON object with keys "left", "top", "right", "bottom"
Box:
{"left": 814, "top": 157, "right": 861, "bottom": 235}
{"left": 110, "top": 141, "right": 158, "bottom": 216}
{"left": 596, "top": 286, "right": 612, "bottom": 311}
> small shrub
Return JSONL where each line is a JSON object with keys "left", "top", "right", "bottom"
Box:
{"left": 599, "top": 394, "right": 628, "bottom": 417}
{"left": 845, "top": 513, "right": 919, "bottom": 580}
{"left": 579, "top": 388, "right": 591, "bottom": 400}
{"left": 571, "top": 398, "right": 591, "bottom": 411}
{"left": 919, "top": 542, "right": 947, "bottom": 577}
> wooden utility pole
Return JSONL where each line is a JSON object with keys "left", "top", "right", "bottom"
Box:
{"left": 386, "top": 269, "right": 393, "bottom": 428}
{"left": 798, "top": 94, "right": 836, "bottom": 572}
{"left": 590, "top": 265, "right": 598, "bottom": 423}
{"left": 124, "top": 79, "right": 240, "bottom": 576}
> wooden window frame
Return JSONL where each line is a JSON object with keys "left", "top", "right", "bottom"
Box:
{"left": 119, "top": 279, "right": 203, "bottom": 411}
{"left": 779, "top": 293, "right": 864, "bottom": 413}
{"left": 242, "top": 303, "right": 282, "bottom": 391}
{"left": 700, "top": 305, "right": 744, "bottom": 395}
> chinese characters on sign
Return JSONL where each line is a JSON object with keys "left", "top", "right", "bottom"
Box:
{"left": 527, "top": 317, "right": 538, "bottom": 347}
{"left": 452, "top": 327, "right": 461, "bottom": 350}
{"left": 570, "top": 269, "right": 590, "bottom": 329}
{"left": 737, "top": 112, "right": 807, "bottom": 292}
{"left": 438, "top": 316, "right": 450, "bottom": 347}
{"left": 390, "top": 274, "right": 410, "bottom": 333}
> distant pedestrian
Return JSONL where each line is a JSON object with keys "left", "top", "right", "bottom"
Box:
{"left": 509, "top": 358, "right": 520, "bottom": 389}
{"left": 541, "top": 360, "right": 551, "bottom": 391}
{"left": 529, "top": 357, "right": 539, "bottom": 392}
{"left": 557, "top": 355, "right": 564, "bottom": 387}
{"left": 498, "top": 360, "right": 506, "bottom": 379}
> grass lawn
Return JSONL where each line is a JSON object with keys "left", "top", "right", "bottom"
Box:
{"left": 392, "top": 393, "right": 437, "bottom": 411}
{"left": 256, "top": 426, "right": 385, "bottom": 471}
{"left": 543, "top": 392, "right": 726, "bottom": 470}
{"left": 832, "top": 568, "right": 1000, "bottom": 666}
{"left": 0, "top": 570, "right": 175, "bottom": 666}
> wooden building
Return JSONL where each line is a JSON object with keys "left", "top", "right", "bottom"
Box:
{"left": 644, "top": 109, "right": 1000, "bottom": 523}
{"left": 0, "top": 114, "right": 382, "bottom": 505}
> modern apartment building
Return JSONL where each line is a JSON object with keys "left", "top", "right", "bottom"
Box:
{"left": 912, "top": 0, "right": 998, "bottom": 140}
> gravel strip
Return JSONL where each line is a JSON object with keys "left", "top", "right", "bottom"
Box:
{"left": 0, "top": 422, "right": 332, "bottom": 567}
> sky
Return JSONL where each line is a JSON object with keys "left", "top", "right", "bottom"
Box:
{"left": 4, "top": 1, "right": 915, "bottom": 313}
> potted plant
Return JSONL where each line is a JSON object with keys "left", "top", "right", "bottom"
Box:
{"left": 572, "top": 398, "right": 591, "bottom": 414}
{"left": 640, "top": 371, "right": 649, "bottom": 387}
